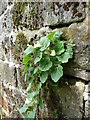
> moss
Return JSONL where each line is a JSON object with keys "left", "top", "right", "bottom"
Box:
{"left": 14, "top": 32, "right": 27, "bottom": 61}
{"left": 12, "top": 2, "right": 27, "bottom": 27}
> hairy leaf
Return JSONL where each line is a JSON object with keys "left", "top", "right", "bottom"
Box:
{"left": 22, "top": 64, "right": 29, "bottom": 76}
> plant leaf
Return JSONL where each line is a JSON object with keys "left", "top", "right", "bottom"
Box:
{"left": 25, "top": 73, "right": 28, "bottom": 81}
{"left": 34, "top": 67, "right": 39, "bottom": 74}
{"left": 66, "top": 45, "right": 73, "bottom": 58}
{"left": 40, "top": 71, "right": 48, "bottom": 83}
{"left": 19, "top": 104, "right": 28, "bottom": 114}
{"left": 30, "top": 67, "right": 34, "bottom": 75}
{"left": 39, "top": 56, "right": 52, "bottom": 71}
{"left": 56, "top": 51, "right": 71, "bottom": 63}
{"left": 47, "top": 32, "right": 55, "bottom": 40}
{"left": 39, "top": 37, "right": 50, "bottom": 51}
{"left": 34, "top": 49, "right": 42, "bottom": 64}
{"left": 23, "top": 54, "right": 30, "bottom": 64}
{"left": 51, "top": 65, "right": 63, "bottom": 82}
{"left": 27, "top": 91, "right": 39, "bottom": 103}
{"left": 53, "top": 41, "right": 65, "bottom": 55}
{"left": 39, "top": 97, "right": 43, "bottom": 109}
{"left": 27, "top": 78, "right": 33, "bottom": 91}
{"left": 22, "top": 64, "right": 29, "bottom": 76}
{"left": 53, "top": 31, "right": 63, "bottom": 42}
{"left": 24, "top": 45, "right": 34, "bottom": 55}
{"left": 24, "top": 108, "right": 36, "bottom": 118}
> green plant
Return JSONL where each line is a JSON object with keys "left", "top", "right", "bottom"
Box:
{"left": 19, "top": 31, "right": 74, "bottom": 118}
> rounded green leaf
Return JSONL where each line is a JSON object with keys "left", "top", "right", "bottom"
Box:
{"left": 34, "top": 49, "right": 42, "bottom": 64}
{"left": 24, "top": 45, "right": 34, "bottom": 55}
{"left": 56, "top": 51, "right": 71, "bottom": 63}
{"left": 39, "top": 56, "right": 52, "bottom": 71}
{"left": 39, "top": 37, "right": 50, "bottom": 51}
{"left": 51, "top": 65, "right": 63, "bottom": 82}
{"left": 54, "top": 41, "right": 65, "bottom": 55}
{"left": 40, "top": 71, "right": 48, "bottom": 83}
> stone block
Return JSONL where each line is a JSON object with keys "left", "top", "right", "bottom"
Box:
{"left": 0, "top": 0, "right": 7, "bottom": 16}
{"left": 1, "top": 82, "right": 26, "bottom": 118}
{"left": 85, "top": 101, "right": 90, "bottom": 118}
{"left": 41, "top": 77, "right": 85, "bottom": 119}
{"left": 55, "top": 14, "right": 90, "bottom": 81}
{"left": 0, "top": 60, "right": 17, "bottom": 87}
{"left": 12, "top": 2, "right": 86, "bottom": 29}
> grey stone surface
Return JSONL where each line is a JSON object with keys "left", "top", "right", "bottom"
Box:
{"left": 0, "top": 0, "right": 8, "bottom": 16}
{"left": 40, "top": 77, "right": 85, "bottom": 119}
{"left": 0, "top": 1, "right": 89, "bottom": 119}
{"left": 0, "top": 60, "right": 16, "bottom": 87}
{"left": 12, "top": 2, "right": 86, "bottom": 29}
{"left": 1, "top": 82, "right": 26, "bottom": 118}
{"left": 54, "top": 14, "right": 90, "bottom": 80}
{"left": 85, "top": 101, "right": 90, "bottom": 118}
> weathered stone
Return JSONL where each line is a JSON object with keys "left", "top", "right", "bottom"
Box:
{"left": 85, "top": 101, "right": 90, "bottom": 118}
{"left": 40, "top": 77, "right": 85, "bottom": 119}
{"left": 64, "top": 67, "right": 90, "bottom": 81}
{"left": 0, "top": 1, "right": 89, "bottom": 119}
{"left": 85, "top": 84, "right": 90, "bottom": 93}
{"left": 0, "top": 0, "right": 7, "bottom": 16}
{"left": 0, "top": 94, "right": 9, "bottom": 118}
{"left": 0, "top": 60, "right": 16, "bottom": 86}
{"left": 0, "top": 4, "right": 13, "bottom": 34}
{"left": 54, "top": 14, "right": 90, "bottom": 81}
{"left": 13, "top": 32, "right": 27, "bottom": 62}
{"left": 1, "top": 82, "right": 26, "bottom": 117}
{"left": 12, "top": 2, "right": 86, "bottom": 29}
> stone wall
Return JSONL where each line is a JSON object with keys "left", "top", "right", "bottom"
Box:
{"left": 0, "top": 0, "right": 90, "bottom": 119}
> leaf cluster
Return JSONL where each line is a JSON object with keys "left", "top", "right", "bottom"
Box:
{"left": 19, "top": 31, "right": 74, "bottom": 118}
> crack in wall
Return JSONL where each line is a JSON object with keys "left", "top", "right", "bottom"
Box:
{"left": 49, "top": 17, "right": 86, "bottom": 29}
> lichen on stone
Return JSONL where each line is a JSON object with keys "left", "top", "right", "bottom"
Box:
{"left": 12, "top": 2, "right": 27, "bottom": 28}
{"left": 13, "top": 32, "right": 27, "bottom": 61}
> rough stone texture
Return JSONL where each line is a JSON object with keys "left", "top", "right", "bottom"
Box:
{"left": 57, "top": 14, "right": 90, "bottom": 81}
{"left": 0, "top": 0, "right": 8, "bottom": 16}
{"left": 0, "top": 1, "right": 89, "bottom": 119}
{"left": 12, "top": 2, "right": 86, "bottom": 29}
{"left": 85, "top": 101, "right": 90, "bottom": 118}
{"left": 84, "top": 82, "right": 90, "bottom": 118}
{"left": 39, "top": 77, "right": 85, "bottom": 119}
